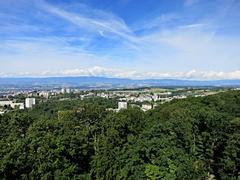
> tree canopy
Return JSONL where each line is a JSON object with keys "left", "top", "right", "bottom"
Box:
{"left": 0, "top": 92, "right": 240, "bottom": 179}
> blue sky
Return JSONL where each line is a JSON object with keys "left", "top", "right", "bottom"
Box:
{"left": 0, "top": 0, "right": 240, "bottom": 79}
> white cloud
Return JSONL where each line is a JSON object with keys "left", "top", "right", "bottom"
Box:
{"left": 2, "top": 66, "right": 240, "bottom": 80}
{"left": 178, "top": 23, "right": 207, "bottom": 29}
{"left": 49, "top": 68, "right": 240, "bottom": 80}
{"left": 39, "top": 0, "right": 138, "bottom": 44}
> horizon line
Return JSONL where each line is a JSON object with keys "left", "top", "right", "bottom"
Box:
{"left": 0, "top": 75, "right": 240, "bottom": 81}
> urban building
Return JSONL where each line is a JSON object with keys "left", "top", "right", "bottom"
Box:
{"left": 61, "top": 88, "right": 66, "bottom": 94}
{"left": 39, "top": 91, "right": 50, "bottom": 99}
{"left": 14, "top": 103, "right": 25, "bottom": 110}
{"left": 118, "top": 102, "right": 127, "bottom": 110}
{"left": 0, "top": 101, "right": 24, "bottom": 110}
{"left": 66, "top": 88, "right": 71, "bottom": 94}
{"left": 25, "top": 98, "right": 36, "bottom": 108}
{"left": 0, "top": 101, "right": 12, "bottom": 107}
{"left": 142, "top": 104, "right": 152, "bottom": 111}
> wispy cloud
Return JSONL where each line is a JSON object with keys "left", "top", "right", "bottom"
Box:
{"left": 132, "top": 13, "right": 180, "bottom": 33}
{"left": 38, "top": 0, "right": 138, "bottom": 44}
{"left": 178, "top": 23, "right": 207, "bottom": 29}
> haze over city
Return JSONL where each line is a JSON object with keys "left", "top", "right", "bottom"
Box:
{"left": 0, "top": 0, "right": 240, "bottom": 79}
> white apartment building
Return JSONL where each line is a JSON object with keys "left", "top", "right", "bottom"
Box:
{"left": 118, "top": 102, "right": 128, "bottom": 110}
{"left": 0, "top": 101, "right": 12, "bottom": 107}
{"left": 14, "top": 103, "right": 25, "bottom": 110}
{"left": 25, "top": 98, "right": 36, "bottom": 108}
{"left": 142, "top": 104, "right": 152, "bottom": 111}
{"left": 0, "top": 101, "right": 24, "bottom": 110}
{"left": 61, "top": 88, "right": 66, "bottom": 94}
{"left": 39, "top": 91, "right": 50, "bottom": 98}
{"left": 66, "top": 88, "right": 71, "bottom": 94}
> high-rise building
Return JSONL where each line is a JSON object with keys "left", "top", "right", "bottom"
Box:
{"left": 66, "top": 88, "right": 71, "bottom": 93}
{"left": 25, "top": 98, "right": 36, "bottom": 108}
{"left": 61, "top": 88, "right": 66, "bottom": 94}
{"left": 118, "top": 102, "right": 127, "bottom": 110}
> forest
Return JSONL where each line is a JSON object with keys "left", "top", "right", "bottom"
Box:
{"left": 0, "top": 91, "right": 240, "bottom": 179}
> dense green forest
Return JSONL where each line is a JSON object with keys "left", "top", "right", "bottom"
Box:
{"left": 0, "top": 91, "right": 240, "bottom": 179}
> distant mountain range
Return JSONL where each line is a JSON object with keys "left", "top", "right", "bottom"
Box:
{"left": 0, "top": 76, "right": 240, "bottom": 88}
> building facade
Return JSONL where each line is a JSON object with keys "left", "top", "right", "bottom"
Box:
{"left": 25, "top": 98, "right": 36, "bottom": 108}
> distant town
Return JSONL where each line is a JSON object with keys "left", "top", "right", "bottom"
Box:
{"left": 1, "top": 86, "right": 239, "bottom": 115}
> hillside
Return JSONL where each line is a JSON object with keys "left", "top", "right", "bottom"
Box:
{"left": 0, "top": 77, "right": 240, "bottom": 88}
{"left": 0, "top": 91, "right": 240, "bottom": 179}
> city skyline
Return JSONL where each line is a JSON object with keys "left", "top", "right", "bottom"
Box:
{"left": 0, "top": 0, "right": 240, "bottom": 79}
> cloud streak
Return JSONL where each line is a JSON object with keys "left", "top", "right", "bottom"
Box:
{"left": 39, "top": 0, "right": 138, "bottom": 44}
{"left": 1, "top": 66, "right": 240, "bottom": 80}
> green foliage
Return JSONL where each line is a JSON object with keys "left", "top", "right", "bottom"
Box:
{"left": 0, "top": 91, "right": 240, "bottom": 179}
{"left": 145, "top": 164, "right": 163, "bottom": 180}
{"left": 145, "top": 161, "right": 177, "bottom": 180}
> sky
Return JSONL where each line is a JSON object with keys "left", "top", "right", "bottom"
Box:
{"left": 0, "top": 0, "right": 240, "bottom": 79}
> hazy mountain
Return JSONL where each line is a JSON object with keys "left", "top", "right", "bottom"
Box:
{"left": 0, "top": 77, "right": 240, "bottom": 88}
